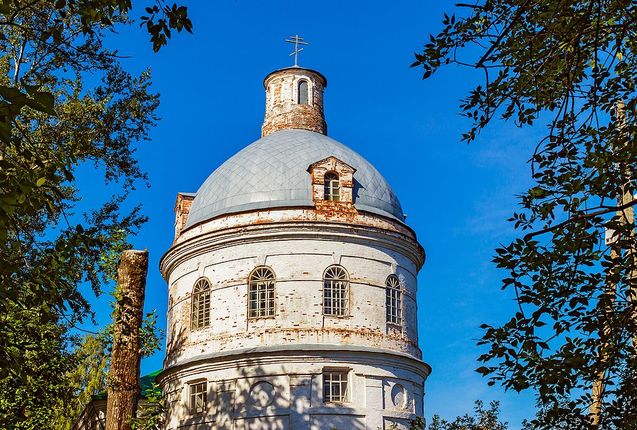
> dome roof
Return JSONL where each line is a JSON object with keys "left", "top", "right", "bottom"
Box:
{"left": 185, "top": 129, "right": 404, "bottom": 228}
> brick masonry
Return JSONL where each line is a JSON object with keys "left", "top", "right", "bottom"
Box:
{"left": 261, "top": 68, "right": 327, "bottom": 137}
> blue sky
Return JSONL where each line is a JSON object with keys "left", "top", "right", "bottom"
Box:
{"left": 77, "top": 1, "right": 542, "bottom": 427}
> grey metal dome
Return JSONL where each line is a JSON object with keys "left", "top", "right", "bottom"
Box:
{"left": 185, "top": 129, "right": 404, "bottom": 228}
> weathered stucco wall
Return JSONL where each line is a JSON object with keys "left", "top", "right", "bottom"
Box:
{"left": 159, "top": 350, "right": 426, "bottom": 430}
{"left": 159, "top": 207, "right": 428, "bottom": 429}
{"left": 163, "top": 207, "right": 423, "bottom": 361}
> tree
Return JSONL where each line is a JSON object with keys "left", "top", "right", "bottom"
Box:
{"left": 413, "top": 1, "right": 637, "bottom": 428}
{"left": 50, "top": 311, "right": 162, "bottom": 430}
{"left": 105, "top": 249, "right": 149, "bottom": 430}
{"left": 50, "top": 331, "right": 111, "bottom": 430}
{"left": 428, "top": 401, "right": 508, "bottom": 430}
{"left": 0, "top": 1, "right": 190, "bottom": 428}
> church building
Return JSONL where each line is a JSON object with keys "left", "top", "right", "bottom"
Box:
{"left": 157, "top": 57, "right": 430, "bottom": 430}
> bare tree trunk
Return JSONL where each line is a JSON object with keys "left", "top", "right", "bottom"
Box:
{"left": 105, "top": 250, "right": 149, "bottom": 430}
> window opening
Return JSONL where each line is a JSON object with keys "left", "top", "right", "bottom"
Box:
{"left": 189, "top": 381, "right": 207, "bottom": 415}
{"left": 191, "top": 278, "right": 211, "bottom": 329}
{"left": 324, "top": 172, "right": 340, "bottom": 202}
{"left": 298, "top": 80, "right": 309, "bottom": 104}
{"left": 386, "top": 274, "right": 402, "bottom": 325}
{"left": 323, "top": 266, "right": 349, "bottom": 316}
{"left": 323, "top": 370, "right": 349, "bottom": 403}
{"left": 248, "top": 267, "right": 276, "bottom": 318}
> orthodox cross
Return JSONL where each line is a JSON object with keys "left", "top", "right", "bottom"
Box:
{"left": 285, "top": 34, "right": 309, "bottom": 67}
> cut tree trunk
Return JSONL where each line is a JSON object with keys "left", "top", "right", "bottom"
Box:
{"left": 105, "top": 250, "right": 149, "bottom": 430}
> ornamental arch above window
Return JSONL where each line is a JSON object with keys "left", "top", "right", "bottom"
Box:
{"left": 323, "top": 265, "right": 349, "bottom": 316}
{"left": 248, "top": 266, "right": 276, "bottom": 318}
{"left": 386, "top": 274, "right": 402, "bottom": 325}
{"left": 191, "top": 278, "right": 211, "bottom": 330}
{"left": 298, "top": 79, "right": 309, "bottom": 104}
{"left": 324, "top": 171, "right": 340, "bottom": 201}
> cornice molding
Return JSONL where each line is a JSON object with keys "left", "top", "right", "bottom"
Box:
{"left": 158, "top": 345, "right": 431, "bottom": 385}
{"left": 160, "top": 219, "right": 425, "bottom": 280}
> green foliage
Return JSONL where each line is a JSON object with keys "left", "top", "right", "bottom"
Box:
{"left": 50, "top": 312, "right": 163, "bottom": 430}
{"left": 50, "top": 332, "right": 110, "bottom": 430}
{"left": 130, "top": 383, "right": 166, "bottom": 430}
{"left": 0, "top": 298, "right": 73, "bottom": 430}
{"left": 141, "top": 2, "right": 193, "bottom": 52}
{"left": 414, "top": 1, "right": 637, "bottom": 428}
{"left": 140, "top": 311, "right": 163, "bottom": 358}
{"left": 0, "top": 1, "right": 189, "bottom": 429}
{"left": 410, "top": 416, "right": 426, "bottom": 430}
{"left": 428, "top": 401, "right": 508, "bottom": 430}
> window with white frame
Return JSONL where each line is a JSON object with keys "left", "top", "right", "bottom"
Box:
{"left": 386, "top": 274, "right": 402, "bottom": 325}
{"left": 323, "top": 266, "right": 349, "bottom": 316}
{"left": 191, "top": 278, "right": 211, "bottom": 329}
{"left": 323, "top": 172, "right": 340, "bottom": 201}
{"left": 323, "top": 369, "right": 349, "bottom": 403}
{"left": 189, "top": 381, "right": 207, "bottom": 415}
{"left": 248, "top": 266, "right": 276, "bottom": 318}
{"left": 298, "top": 79, "right": 309, "bottom": 104}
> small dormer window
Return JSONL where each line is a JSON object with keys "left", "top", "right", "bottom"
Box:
{"left": 324, "top": 172, "right": 340, "bottom": 201}
{"left": 298, "top": 80, "right": 309, "bottom": 105}
{"left": 308, "top": 157, "right": 355, "bottom": 206}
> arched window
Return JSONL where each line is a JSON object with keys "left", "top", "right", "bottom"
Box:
{"left": 191, "top": 278, "right": 211, "bottom": 329}
{"left": 323, "top": 266, "right": 349, "bottom": 316}
{"left": 298, "top": 80, "right": 309, "bottom": 104}
{"left": 248, "top": 266, "right": 276, "bottom": 318}
{"left": 386, "top": 274, "right": 402, "bottom": 325}
{"left": 324, "top": 172, "right": 340, "bottom": 202}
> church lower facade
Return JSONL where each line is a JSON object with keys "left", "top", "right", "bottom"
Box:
{"left": 158, "top": 64, "right": 429, "bottom": 430}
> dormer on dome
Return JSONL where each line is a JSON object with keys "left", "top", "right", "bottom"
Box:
{"left": 308, "top": 156, "right": 358, "bottom": 215}
{"left": 261, "top": 67, "right": 327, "bottom": 136}
{"left": 183, "top": 129, "right": 406, "bottom": 229}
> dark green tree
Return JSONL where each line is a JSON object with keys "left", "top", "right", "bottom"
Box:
{"left": 0, "top": 1, "right": 190, "bottom": 428}
{"left": 413, "top": 1, "right": 637, "bottom": 428}
{"left": 49, "top": 311, "right": 162, "bottom": 430}
{"left": 428, "top": 401, "right": 508, "bottom": 430}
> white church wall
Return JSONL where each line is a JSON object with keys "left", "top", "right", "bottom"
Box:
{"left": 142, "top": 58, "right": 434, "bottom": 430}
{"left": 164, "top": 223, "right": 422, "bottom": 367}
{"left": 160, "top": 351, "right": 425, "bottom": 430}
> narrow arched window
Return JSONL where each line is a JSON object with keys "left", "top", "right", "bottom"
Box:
{"left": 248, "top": 266, "right": 275, "bottom": 318}
{"left": 323, "top": 266, "right": 349, "bottom": 316}
{"left": 191, "top": 278, "right": 211, "bottom": 329}
{"left": 298, "top": 80, "right": 309, "bottom": 104}
{"left": 386, "top": 274, "right": 402, "bottom": 325}
{"left": 324, "top": 172, "right": 340, "bottom": 202}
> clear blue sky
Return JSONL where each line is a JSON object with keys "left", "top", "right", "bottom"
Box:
{"left": 77, "top": 1, "right": 541, "bottom": 427}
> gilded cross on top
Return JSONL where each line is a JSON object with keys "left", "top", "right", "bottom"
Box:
{"left": 285, "top": 34, "right": 309, "bottom": 67}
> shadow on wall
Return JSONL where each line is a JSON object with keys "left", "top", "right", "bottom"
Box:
{"left": 232, "top": 357, "right": 367, "bottom": 430}
{"left": 165, "top": 324, "right": 188, "bottom": 367}
{"left": 163, "top": 320, "right": 418, "bottom": 429}
{"left": 162, "top": 340, "right": 421, "bottom": 430}
{"left": 169, "top": 358, "right": 368, "bottom": 429}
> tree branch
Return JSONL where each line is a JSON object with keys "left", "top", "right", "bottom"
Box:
{"left": 524, "top": 199, "right": 637, "bottom": 241}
